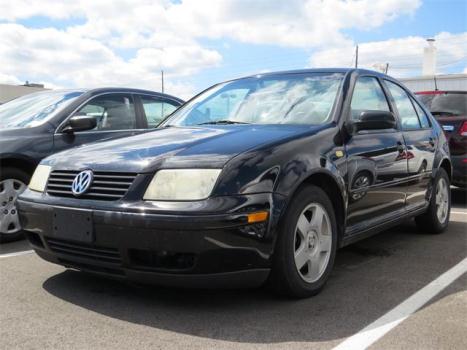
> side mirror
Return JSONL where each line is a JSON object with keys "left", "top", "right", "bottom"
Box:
{"left": 351, "top": 110, "right": 396, "bottom": 133}
{"left": 62, "top": 114, "right": 97, "bottom": 133}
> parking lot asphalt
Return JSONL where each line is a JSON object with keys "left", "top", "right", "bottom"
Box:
{"left": 1, "top": 188, "right": 466, "bottom": 350}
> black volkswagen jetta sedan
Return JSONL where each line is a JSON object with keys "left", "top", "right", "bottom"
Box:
{"left": 0, "top": 88, "right": 183, "bottom": 241}
{"left": 17, "top": 69, "right": 451, "bottom": 298}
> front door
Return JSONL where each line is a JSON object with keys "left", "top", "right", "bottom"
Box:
{"left": 345, "top": 76, "right": 408, "bottom": 231}
{"left": 53, "top": 93, "right": 145, "bottom": 154}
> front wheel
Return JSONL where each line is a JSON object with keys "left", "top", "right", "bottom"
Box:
{"left": 415, "top": 168, "right": 451, "bottom": 234}
{"left": 0, "top": 167, "right": 30, "bottom": 243}
{"left": 269, "top": 185, "right": 338, "bottom": 298}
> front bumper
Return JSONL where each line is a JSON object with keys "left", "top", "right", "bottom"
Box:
{"left": 17, "top": 191, "right": 285, "bottom": 288}
{"left": 451, "top": 155, "right": 467, "bottom": 187}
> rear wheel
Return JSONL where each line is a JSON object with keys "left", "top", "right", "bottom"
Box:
{"left": 0, "top": 167, "right": 30, "bottom": 243}
{"left": 269, "top": 185, "right": 338, "bottom": 298}
{"left": 415, "top": 168, "right": 450, "bottom": 234}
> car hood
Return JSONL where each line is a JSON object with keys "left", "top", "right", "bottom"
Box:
{"left": 44, "top": 125, "right": 318, "bottom": 172}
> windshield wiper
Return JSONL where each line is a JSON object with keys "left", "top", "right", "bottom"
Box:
{"left": 197, "top": 120, "right": 250, "bottom": 125}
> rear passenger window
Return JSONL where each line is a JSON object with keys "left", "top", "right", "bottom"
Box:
{"left": 412, "top": 99, "right": 431, "bottom": 128}
{"left": 385, "top": 81, "right": 420, "bottom": 130}
{"left": 350, "top": 77, "right": 390, "bottom": 120}
{"left": 141, "top": 97, "right": 179, "bottom": 128}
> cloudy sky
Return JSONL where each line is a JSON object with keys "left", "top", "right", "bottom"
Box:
{"left": 0, "top": 0, "right": 466, "bottom": 99}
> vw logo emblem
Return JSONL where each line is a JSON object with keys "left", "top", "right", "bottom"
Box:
{"left": 71, "top": 170, "right": 93, "bottom": 196}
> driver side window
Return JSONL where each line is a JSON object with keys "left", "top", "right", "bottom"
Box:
{"left": 72, "top": 94, "right": 137, "bottom": 131}
{"left": 351, "top": 77, "right": 390, "bottom": 121}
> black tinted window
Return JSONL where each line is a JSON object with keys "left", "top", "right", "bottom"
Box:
{"left": 385, "top": 81, "right": 420, "bottom": 130}
{"left": 74, "top": 94, "right": 136, "bottom": 131}
{"left": 351, "top": 77, "right": 390, "bottom": 120}
{"left": 418, "top": 93, "right": 467, "bottom": 116}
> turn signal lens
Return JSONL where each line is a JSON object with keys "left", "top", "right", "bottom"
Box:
{"left": 247, "top": 211, "right": 269, "bottom": 224}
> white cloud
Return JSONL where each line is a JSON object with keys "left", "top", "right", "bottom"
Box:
{"left": 0, "top": 0, "right": 423, "bottom": 98}
{"left": 0, "top": 23, "right": 219, "bottom": 99}
{"left": 309, "top": 32, "right": 467, "bottom": 77}
{"left": 0, "top": 72, "right": 22, "bottom": 85}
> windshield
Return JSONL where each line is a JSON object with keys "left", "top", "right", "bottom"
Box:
{"left": 165, "top": 73, "right": 344, "bottom": 126}
{"left": 0, "top": 90, "right": 84, "bottom": 129}
{"left": 418, "top": 92, "right": 467, "bottom": 116}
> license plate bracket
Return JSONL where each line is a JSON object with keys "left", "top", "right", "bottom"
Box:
{"left": 52, "top": 208, "right": 94, "bottom": 243}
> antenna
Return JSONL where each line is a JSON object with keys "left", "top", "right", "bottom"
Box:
{"left": 355, "top": 45, "right": 359, "bottom": 68}
{"left": 161, "top": 70, "right": 165, "bottom": 93}
{"left": 433, "top": 75, "right": 438, "bottom": 91}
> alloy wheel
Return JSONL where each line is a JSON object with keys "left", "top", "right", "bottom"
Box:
{"left": 293, "top": 203, "right": 332, "bottom": 283}
{"left": 435, "top": 177, "right": 449, "bottom": 224}
{"left": 0, "top": 179, "right": 27, "bottom": 234}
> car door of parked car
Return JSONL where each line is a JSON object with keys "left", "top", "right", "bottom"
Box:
{"left": 383, "top": 80, "right": 436, "bottom": 211}
{"left": 137, "top": 95, "right": 182, "bottom": 128}
{"left": 345, "top": 76, "right": 409, "bottom": 231}
{"left": 53, "top": 93, "right": 147, "bottom": 154}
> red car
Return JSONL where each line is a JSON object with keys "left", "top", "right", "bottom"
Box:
{"left": 416, "top": 91, "right": 467, "bottom": 188}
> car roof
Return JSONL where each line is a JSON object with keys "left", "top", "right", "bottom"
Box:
{"left": 239, "top": 68, "right": 393, "bottom": 80}
{"left": 44, "top": 87, "right": 184, "bottom": 103}
{"left": 85, "top": 87, "right": 184, "bottom": 102}
{"left": 415, "top": 90, "right": 467, "bottom": 95}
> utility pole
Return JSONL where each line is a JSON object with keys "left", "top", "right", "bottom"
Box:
{"left": 161, "top": 70, "right": 165, "bottom": 93}
{"left": 355, "top": 45, "right": 359, "bottom": 68}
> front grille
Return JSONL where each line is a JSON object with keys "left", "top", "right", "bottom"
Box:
{"left": 47, "top": 170, "right": 136, "bottom": 200}
{"left": 47, "top": 238, "right": 122, "bottom": 264}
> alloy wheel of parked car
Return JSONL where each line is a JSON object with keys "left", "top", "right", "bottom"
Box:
{"left": 415, "top": 168, "right": 451, "bottom": 234}
{"left": 435, "top": 177, "right": 449, "bottom": 224}
{"left": 293, "top": 203, "right": 332, "bottom": 283}
{"left": 0, "top": 167, "right": 30, "bottom": 242}
{"left": 270, "top": 185, "right": 337, "bottom": 298}
{"left": 0, "top": 179, "right": 26, "bottom": 233}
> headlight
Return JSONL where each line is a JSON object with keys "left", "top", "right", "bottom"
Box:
{"left": 143, "top": 169, "right": 222, "bottom": 201}
{"left": 29, "top": 165, "right": 51, "bottom": 193}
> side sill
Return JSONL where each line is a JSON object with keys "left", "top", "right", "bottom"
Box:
{"left": 340, "top": 206, "right": 428, "bottom": 248}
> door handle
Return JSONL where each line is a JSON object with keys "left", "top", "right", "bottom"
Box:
{"left": 396, "top": 141, "right": 405, "bottom": 153}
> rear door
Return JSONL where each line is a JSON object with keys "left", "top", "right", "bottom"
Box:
{"left": 345, "top": 76, "right": 408, "bottom": 230}
{"left": 53, "top": 93, "right": 146, "bottom": 153}
{"left": 384, "top": 80, "right": 436, "bottom": 211}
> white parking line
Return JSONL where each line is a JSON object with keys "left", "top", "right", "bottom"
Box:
{"left": 451, "top": 211, "right": 467, "bottom": 215}
{"left": 0, "top": 250, "right": 34, "bottom": 259}
{"left": 332, "top": 257, "right": 467, "bottom": 350}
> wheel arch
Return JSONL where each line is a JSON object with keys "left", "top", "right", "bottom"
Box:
{"left": 0, "top": 156, "right": 38, "bottom": 178}
{"left": 285, "top": 170, "right": 347, "bottom": 244}
{"left": 439, "top": 158, "right": 452, "bottom": 181}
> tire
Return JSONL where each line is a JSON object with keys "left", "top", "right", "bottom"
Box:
{"left": 0, "top": 167, "right": 31, "bottom": 243}
{"left": 269, "top": 185, "right": 338, "bottom": 298}
{"left": 415, "top": 168, "right": 450, "bottom": 234}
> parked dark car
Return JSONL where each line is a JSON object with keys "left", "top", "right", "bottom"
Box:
{"left": 0, "top": 88, "right": 183, "bottom": 241}
{"left": 17, "top": 69, "right": 451, "bottom": 298}
{"left": 416, "top": 90, "right": 466, "bottom": 188}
